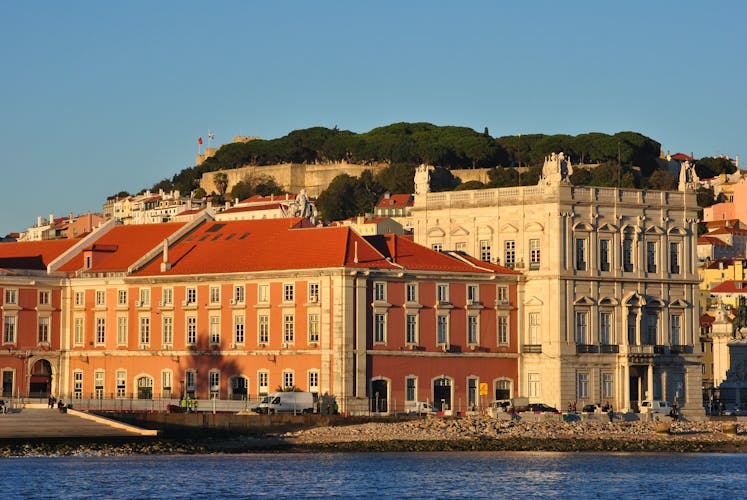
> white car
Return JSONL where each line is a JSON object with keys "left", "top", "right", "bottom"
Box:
{"left": 640, "top": 400, "right": 671, "bottom": 414}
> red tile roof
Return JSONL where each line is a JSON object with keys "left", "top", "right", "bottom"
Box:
{"left": 0, "top": 238, "right": 79, "bottom": 270}
{"left": 671, "top": 153, "right": 695, "bottom": 162}
{"left": 711, "top": 281, "right": 747, "bottom": 293}
{"left": 375, "top": 194, "right": 414, "bottom": 209}
{"left": 698, "top": 236, "right": 730, "bottom": 247}
{"left": 708, "top": 227, "right": 747, "bottom": 236}
{"left": 705, "top": 219, "right": 742, "bottom": 229}
{"left": 220, "top": 203, "right": 284, "bottom": 214}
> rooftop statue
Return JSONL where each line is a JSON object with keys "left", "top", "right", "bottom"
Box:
{"left": 678, "top": 160, "right": 699, "bottom": 192}
{"left": 538, "top": 152, "right": 573, "bottom": 186}
{"left": 414, "top": 164, "right": 431, "bottom": 195}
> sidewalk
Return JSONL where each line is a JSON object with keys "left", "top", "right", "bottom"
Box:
{"left": 0, "top": 407, "right": 156, "bottom": 439}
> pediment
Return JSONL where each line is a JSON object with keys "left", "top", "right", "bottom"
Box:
{"left": 524, "top": 296, "right": 544, "bottom": 306}
{"left": 623, "top": 292, "right": 646, "bottom": 307}
{"left": 573, "top": 222, "right": 594, "bottom": 232}
{"left": 645, "top": 226, "right": 665, "bottom": 235}
{"left": 598, "top": 223, "right": 619, "bottom": 233}
{"left": 476, "top": 225, "right": 493, "bottom": 237}
{"left": 599, "top": 296, "right": 619, "bottom": 306}
{"left": 500, "top": 223, "right": 519, "bottom": 233}
{"left": 450, "top": 226, "right": 470, "bottom": 237}
{"left": 669, "top": 298, "right": 689, "bottom": 308}
{"left": 524, "top": 222, "right": 544, "bottom": 232}
{"left": 427, "top": 227, "right": 446, "bottom": 238}
{"left": 574, "top": 295, "right": 596, "bottom": 306}
{"left": 646, "top": 298, "right": 666, "bottom": 308}
{"left": 668, "top": 226, "right": 688, "bottom": 236}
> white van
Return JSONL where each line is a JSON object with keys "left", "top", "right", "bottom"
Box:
{"left": 254, "top": 392, "right": 315, "bottom": 414}
{"left": 405, "top": 401, "right": 434, "bottom": 415}
{"left": 640, "top": 400, "right": 671, "bottom": 414}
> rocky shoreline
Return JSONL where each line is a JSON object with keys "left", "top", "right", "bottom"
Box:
{"left": 2, "top": 416, "right": 746, "bottom": 457}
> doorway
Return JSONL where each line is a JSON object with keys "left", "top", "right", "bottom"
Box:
{"left": 371, "top": 379, "right": 388, "bottom": 413}
{"left": 433, "top": 377, "right": 452, "bottom": 411}
{"left": 29, "top": 359, "right": 52, "bottom": 398}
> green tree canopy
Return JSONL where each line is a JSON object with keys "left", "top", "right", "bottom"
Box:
{"left": 695, "top": 157, "right": 737, "bottom": 179}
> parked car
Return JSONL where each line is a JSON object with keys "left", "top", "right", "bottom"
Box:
{"left": 640, "top": 400, "right": 671, "bottom": 415}
{"left": 528, "top": 403, "right": 560, "bottom": 414}
{"left": 405, "top": 401, "right": 434, "bottom": 415}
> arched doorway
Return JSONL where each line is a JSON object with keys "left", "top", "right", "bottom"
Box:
{"left": 371, "top": 379, "right": 388, "bottom": 413}
{"left": 29, "top": 359, "right": 52, "bottom": 398}
{"left": 137, "top": 376, "right": 154, "bottom": 399}
{"left": 433, "top": 377, "right": 452, "bottom": 411}
{"left": 230, "top": 376, "right": 248, "bottom": 400}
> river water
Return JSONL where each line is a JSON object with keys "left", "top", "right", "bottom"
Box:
{"left": 0, "top": 452, "right": 743, "bottom": 499}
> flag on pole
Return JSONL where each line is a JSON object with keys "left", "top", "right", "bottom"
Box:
{"left": 208, "top": 132, "right": 215, "bottom": 141}
{"left": 198, "top": 137, "right": 203, "bottom": 145}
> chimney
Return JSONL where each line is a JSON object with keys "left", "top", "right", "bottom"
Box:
{"left": 37, "top": 216, "right": 42, "bottom": 227}
{"left": 49, "top": 213, "right": 54, "bottom": 224}
{"left": 160, "top": 239, "right": 171, "bottom": 272}
{"left": 354, "top": 241, "right": 359, "bottom": 264}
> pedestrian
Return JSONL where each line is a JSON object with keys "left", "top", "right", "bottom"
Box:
{"left": 180, "top": 397, "right": 187, "bottom": 413}
{"left": 193, "top": 399, "right": 199, "bottom": 413}
{"left": 48, "top": 395, "right": 56, "bottom": 409}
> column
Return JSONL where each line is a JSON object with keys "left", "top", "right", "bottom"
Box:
{"left": 647, "top": 363, "right": 654, "bottom": 401}
{"left": 623, "top": 363, "right": 630, "bottom": 411}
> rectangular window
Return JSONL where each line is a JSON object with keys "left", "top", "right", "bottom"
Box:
{"left": 139, "top": 317, "right": 150, "bottom": 345}
{"left": 210, "top": 286, "right": 220, "bottom": 304}
{"left": 209, "top": 371, "right": 220, "bottom": 397}
{"left": 528, "top": 373, "right": 540, "bottom": 398}
{"left": 374, "top": 313, "right": 386, "bottom": 343}
{"left": 118, "top": 289, "right": 128, "bottom": 305}
{"left": 468, "top": 377, "right": 478, "bottom": 408}
{"left": 258, "top": 284, "right": 269, "bottom": 303}
{"left": 575, "top": 312, "right": 587, "bottom": 344}
{"left": 234, "top": 315, "right": 245, "bottom": 344}
{"left": 406, "top": 377, "right": 416, "bottom": 401}
{"left": 74, "top": 317, "right": 84, "bottom": 346}
{"left": 406, "top": 314, "right": 417, "bottom": 344}
{"left": 602, "top": 373, "right": 613, "bottom": 399}
{"left": 504, "top": 240, "right": 515, "bottom": 268}
{"left": 600, "top": 312, "right": 612, "bottom": 345}
{"left": 116, "top": 317, "right": 127, "bottom": 345}
{"left": 283, "top": 314, "right": 294, "bottom": 343}
{"left": 647, "top": 241, "right": 657, "bottom": 273}
{"left": 623, "top": 236, "right": 633, "bottom": 272}
{"left": 455, "top": 242, "right": 467, "bottom": 252}
{"left": 38, "top": 290, "right": 50, "bottom": 305}
{"left": 37, "top": 317, "right": 50, "bottom": 344}
{"left": 577, "top": 373, "right": 589, "bottom": 399}
{"left": 671, "top": 314, "right": 681, "bottom": 345}
{"left": 73, "top": 371, "right": 83, "bottom": 400}
{"left": 529, "top": 239, "right": 540, "bottom": 269}
{"left": 467, "top": 285, "right": 479, "bottom": 303}
{"left": 233, "top": 285, "right": 245, "bottom": 304}
{"left": 467, "top": 316, "right": 478, "bottom": 344}
{"left": 529, "top": 313, "right": 540, "bottom": 344}
{"left": 4, "top": 288, "right": 17, "bottom": 304}
{"left": 186, "top": 287, "right": 197, "bottom": 304}
{"left": 283, "top": 284, "right": 295, "bottom": 302}
{"left": 431, "top": 243, "right": 442, "bottom": 252}
{"left": 374, "top": 282, "right": 386, "bottom": 302}
{"left": 258, "top": 315, "right": 269, "bottom": 343}
{"left": 308, "top": 371, "right": 320, "bottom": 394}
{"left": 94, "top": 371, "right": 105, "bottom": 400}
{"left": 74, "top": 291, "right": 84, "bottom": 307}
{"left": 497, "top": 286, "right": 509, "bottom": 304}
{"left": 480, "top": 239, "right": 491, "bottom": 262}
{"left": 162, "top": 371, "right": 172, "bottom": 398}
{"left": 185, "top": 370, "right": 196, "bottom": 394}
{"left": 406, "top": 283, "right": 417, "bottom": 303}
{"left": 308, "top": 313, "right": 319, "bottom": 343}
{"left": 258, "top": 371, "right": 269, "bottom": 396}
{"left": 283, "top": 371, "right": 294, "bottom": 389}
{"left": 646, "top": 314, "right": 657, "bottom": 345}
{"left": 209, "top": 316, "right": 220, "bottom": 344}
{"left": 162, "top": 317, "right": 173, "bottom": 346}
{"left": 437, "top": 284, "right": 449, "bottom": 303}
{"left": 437, "top": 315, "right": 448, "bottom": 344}
{"left": 670, "top": 242, "right": 680, "bottom": 274}
{"left": 116, "top": 370, "right": 126, "bottom": 399}
{"left": 95, "top": 317, "right": 106, "bottom": 344}
{"left": 600, "top": 239, "right": 610, "bottom": 272}
{"left": 139, "top": 288, "right": 150, "bottom": 306}
{"left": 186, "top": 316, "right": 197, "bottom": 345}
{"left": 95, "top": 290, "right": 105, "bottom": 306}
{"left": 308, "top": 282, "right": 320, "bottom": 303}
{"left": 162, "top": 288, "right": 173, "bottom": 306}
{"left": 497, "top": 316, "right": 509, "bottom": 344}
{"left": 575, "top": 238, "right": 587, "bottom": 271}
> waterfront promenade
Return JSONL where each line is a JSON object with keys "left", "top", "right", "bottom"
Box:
{"left": 0, "top": 407, "right": 156, "bottom": 439}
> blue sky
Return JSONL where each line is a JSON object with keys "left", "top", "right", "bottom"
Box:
{"left": 1, "top": 1, "right": 745, "bottom": 235}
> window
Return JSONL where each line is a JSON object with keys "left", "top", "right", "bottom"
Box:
{"left": 258, "top": 371, "right": 269, "bottom": 396}
{"left": 467, "top": 285, "right": 479, "bottom": 304}
{"left": 646, "top": 241, "right": 657, "bottom": 273}
{"left": 95, "top": 371, "right": 105, "bottom": 399}
{"left": 575, "top": 238, "right": 587, "bottom": 271}
{"left": 116, "top": 370, "right": 126, "bottom": 399}
{"left": 95, "top": 290, "right": 105, "bottom": 306}
{"left": 628, "top": 313, "right": 637, "bottom": 345}
{"left": 528, "top": 373, "right": 540, "bottom": 398}
{"left": 497, "top": 316, "right": 509, "bottom": 344}
{"left": 3, "top": 316, "right": 17, "bottom": 343}
{"left": 496, "top": 379, "right": 511, "bottom": 400}
{"left": 209, "top": 371, "right": 220, "bottom": 397}
{"left": 431, "top": 243, "right": 442, "bottom": 252}
{"left": 186, "top": 316, "right": 197, "bottom": 345}
{"left": 600, "top": 312, "right": 612, "bottom": 345}
{"left": 575, "top": 312, "right": 587, "bottom": 344}
{"left": 308, "top": 313, "right": 319, "bottom": 343}
{"left": 374, "top": 282, "right": 387, "bottom": 302}
{"left": 308, "top": 282, "right": 320, "bottom": 303}
{"left": 602, "top": 373, "right": 613, "bottom": 399}
{"left": 308, "top": 371, "right": 320, "bottom": 394}
{"left": 497, "top": 286, "right": 509, "bottom": 304}
{"left": 118, "top": 289, "right": 128, "bottom": 305}
{"left": 437, "top": 284, "right": 449, "bottom": 303}
{"left": 671, "top": 314, "right": 681, "bottom": 345}
{"left": 258, "top": 284, "right": 269, "bottom": 303}
{"left": 186, "top": 287, "right": 197, "bottom": 304}
{"left": 455, "top": 242, "right": 467, "bottom": 252}
{"left": 73, "top": 371, "right": 83, "bottom": 400}
{"left": 185, "top": 370, "right": 196, "bottom": 396}
{"left": 74, "top": 291, "right": 84, "bottom": 307}
{"left": 406, "top": 283, "right": 417, "bottom": 303}
{"left": 139, "top": 288, "right": 150, "bottom": 306}
{"left": 233, "top": 285, "right": 245, "bottom": 304}
{"left": 162, "top": 288, "right": 173, "bottom": 306}
{"left": 74, "top": 317, "right": 84, "bottom": 346}
{"left": 258, "top": 315, "right": 269, "bottom": 344}
{"left": 283, "top": 371, "right": 294, "bottom": 389}
{"left": 529, "top": 313, "right": 540, "bottom": 344}
{"left": 283, "top": 283, "right": 295, "bottom": 302}
{"left": 670, "top": 242, "right": 680, "bottom": 274}
{"left": 38, "top": 290, "right": 50, "bottom": 305}
{"left": 210, "top": 286, "right": 220, "bottom": 304}
{"left": 529, "top": 239, "right": 540, "bottom": 269}
{"left": 234, "top": 315, "right": 245, "bottom": 344}
{"left": 209, "top": 316, "right": 221, "bottom": 344}
{"left": 623, "top": 236, "right": 633, "bottom": 272}
{"left": 162, "top": 316, "right": 173, "bottom": 346}
{"left": 480, "top": 239, "right": 492, "bottom": 262}
{"left": 504, "top": 240, "right": 515, "bottom": 268}
{"left": 468, "top": 315, "right": 478, "bottom": 344}
{"left": 600, "top": 239, "right": 610, "bottom": 272}
{"left": 645, "top": 313, "right": 658, "bottom": 345}
{"left": 4, "top": 288, "right": 17, "bottom": 304}
{"left": 437, "top": 315, "right": 448, "bottom": 344}
{"left": 283, "top": 314, "right": 294, "bottom": 343}
{"left": 468, "top": 377, "right": 478, "bottom": 408}
{"left": 374, "top": 313, "right": 386, "bottom": 343}
{"left": 37, "top": 317, "right": 50, "bottom": 344}
{"left": 577, "top": 373, "right": 589, "bottom": 399}
{"left": 162, "top": 371, "right": 172, "bottom": 399}
{"left": 139, "top": 317, "right": 150, "bottom": 345}
{"left": 406, "top": 377, "right": 416, "bottom": 401}
{"left": 114, "top": 317, "right": 127, "bottom": 345}
{"left": 95, "top": 317, "right": 106, "bottom": 344}
{"left": 406, "top": 314, "right": 417, "bottom": 344}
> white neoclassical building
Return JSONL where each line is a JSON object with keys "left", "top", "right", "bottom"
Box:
{"left": 410, "top": 155, "right": 704, "bottom": 415}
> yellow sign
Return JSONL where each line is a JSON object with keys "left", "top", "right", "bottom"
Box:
{"left": 479, "top": 383, "right": 488, "bottom": 396}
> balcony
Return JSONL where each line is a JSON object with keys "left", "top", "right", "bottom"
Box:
{"left": 522, "top": 344, "right": 542, "bottom": 353}
{"left": 670, "top": 345, "right": 694, "bottom": 354}
{"left": 627, "top": 345, "right": 654, "bottom": 354}
{"left": 576, "top": 344, "right": 599, "bottom": 354}
{"left": 600, "top": 344, "right": 619, "bottom": 353}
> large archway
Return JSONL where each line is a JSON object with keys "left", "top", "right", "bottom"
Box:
{"left": 29, "top": 359, "right": 52, "bottom": 398}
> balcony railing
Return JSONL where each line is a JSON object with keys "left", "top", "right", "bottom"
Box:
{"left": 600, "top": 344, "right": 619, "bottom": 353}
{"left": 522, "top": 344, "right": 542, "bottom": 353}
{"left": 627, "top": 345, "right": 654, "bottom": 354}
{"left": 670, "top": 345, "right": 694, "bottom": 354}
{"left": 576, "top": 344, "right": 599, "bottom": 354}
